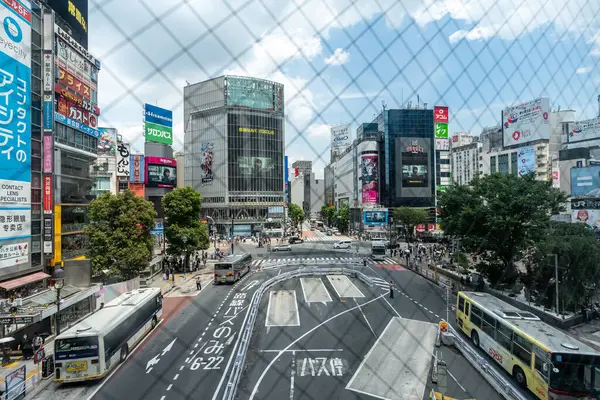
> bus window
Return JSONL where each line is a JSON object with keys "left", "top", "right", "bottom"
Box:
{"left": 512, "top": 333, "right": 532, "bottom": 366}
{"left": 496, "top": 322, "right": 513, "bottom": 351}
{"left": 482, "top": 313, "right": 496, "bottom": 337}
{"left": 465, "top": 302, "right": 470, "bottom": 317}
{"left": 471, "top": 305, "right": 482, "bottom": 327}
{"left": 534, "top": 349, "right": 549, "bottom": 382}
{"left": 458, "top": 296, "right": 465, "bottom": 313}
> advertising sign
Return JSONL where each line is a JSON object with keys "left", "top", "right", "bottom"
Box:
{"left": 434, "top": 106, "right": 449, "bottom": 123}
{"left": 116, "top": 141, "right": 130, "bottom": 177}
{"left": 200, "top": 142, "right": 214, "bottom": 185}
{"left": 284, "top": 155, "right": 289, "bottom": 184}
{"left": 146, "top": 157, "right": 177, "bottom": 188}
{"left": 43, "top": 53, "right": 52, "bottom": 92}
{"left": 47, "top": 0, "right": 88, "bottom": 48}
{"left": 435, "top": 138, "right": 450, "bottom": 151}
{"left": 0, "top": 208, "right": 30, "bottom": 240}
{"left": 4, "top": 364, "right": 26, "bottom": 400}
{"left": 54, "top": 83, "right": 97, "bottom": 114}
{"left": 552, "top": 167, "right": 560, "bottom": 189}
{"left": 571, "top": 166, "right": 600, "bottom": 196}
{"left": 55, "top": 113, "right": 99, "bottom": 138}
{"left": 43, "top": 215, "right": 52, "bottom": 254}
{"left": 363, "top": 210, "right": 388, "bottom": 226}
{"left": 58, "top": 68, "right": 90, "bottom": 100}
{"left": 435, "top": 123, "right": 449, "bottom": 138}
{"left": 331, "top": 124, "right": 351, "bottom": 154}
{"left": 56, "top": 36, "right": 93, "bottom": 87}
{"left": 43, "top": 95, "right": 53, "bottom": 132}
{"left": 43, "top": 135, "right": 53, "bottom": 173}
{"left": 573, "top": 209, "right": 600, "bottom": 231}
{"left": 395, "top": 138, "right": 432, "bottom": 199}
{"left": 503, "top": 97, "right": 550, "bottom": 147}
{"left": 130, "top": 154, "right": 145, "bottom": 183}
{"left": 567, "top": 116, "right": 600, "bottom": 143}
{"left": 226, "top": 77, "right": 275, "bottom": 110}
{"left": 128, "top": 183, "right": 145, "bottom": 198}
{"left": 57, "top": 95, "right": 98, "bottom": 128}
{"left": 97, "top": 128, "right": 117, "bottom": 156}
{"left": 0, "top": 241, "right": 28, "bottom": 269}
{"left": 517, "top": 146, "right": 536, "bottom": 176}
{"left": 361, "top": 155, "right": 379, "bottom": 204}
{"left": 43, "top": 176, "right": 52, "bottom": 214}
{"left": 144, "top": 104, "right": 173, "bottom": 145}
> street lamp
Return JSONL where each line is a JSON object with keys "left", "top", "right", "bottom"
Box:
{"left": 51, "top": 264, "right": 65, "bottom": 336}
{"left": 182, "top": 236, "right": 188, "bottom": 273}
{"left": 547, "top": 253, "right": 560, "bottom": 316}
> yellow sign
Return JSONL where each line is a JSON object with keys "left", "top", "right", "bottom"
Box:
{"left": 68, "top": 1, "right": 87, "bottom": 32}
{"left": 238, "top": 127, "right": 275, "bottom": 135}
{"left": 52, "top": 205, "right": 62, "bottom": 266}
{"left": 66, "top": 360, "right": 87, "bottom": 372}
{"left": 439, "top": 321, "right": 448, "bottom": 332}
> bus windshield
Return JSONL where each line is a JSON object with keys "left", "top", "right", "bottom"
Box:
{"left": 550, "top": 354, "right": 600, "bottom": 396}
{"left": 55, "top": 336, "right": 99, "bottom": 360}
{"left": 372, "top": 246, "right": 386, "bottom": 255}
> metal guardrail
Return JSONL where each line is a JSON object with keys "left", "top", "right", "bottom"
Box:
{"left": 222, "top": 267, "right": 372, "bottom": 400}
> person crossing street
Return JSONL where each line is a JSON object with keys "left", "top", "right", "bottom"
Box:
{"left": 389, "top": 280, "right": 394, "bottom": 299}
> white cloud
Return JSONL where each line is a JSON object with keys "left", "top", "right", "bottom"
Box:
{"left": 307, "top": 123, "right": 331, "bottom": 137}
{"left": 576, "top": 66, "right": 592, "bottom": 75}
{"left": 324, "top": 48, "right": 350, "bottom": 65}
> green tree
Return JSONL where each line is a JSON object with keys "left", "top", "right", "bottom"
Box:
{"left": 530, "top": 221, "right": 600, "bottom": 310}
{"left": 288, "top": 203, "right": 305, "bottom": 230}
{"left": 320, "top": 205, "right": 336, "bottom": 227}
{"left": 392, "top": 207, "right": 427, "bottom": 242}
{"left": 335, "top": 205, "right": 350, "bottom": 233}
{"left": 162, "top": 187, "right": 209, "bottom": 261}
{"left": 439, "top": 173, "right": 567, "bottom": 286}
{"left": 85, "top": 190, "right": 157, "bottom": 280}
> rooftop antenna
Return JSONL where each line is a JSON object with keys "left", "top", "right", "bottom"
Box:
{"left": 424, "top": 102, "right": 428, "bottom": 109}
{"left": 597, "top": 95, "right": 600, "bottom": 117}
{"left": 407, "top": 101, "right": 412, "bottom": 109}
{"left": 402, "top": 89, "right": 404, "bottom": 108}
{"left": 417, "top": 94, "right": 420, "bottom": 108}
{"left": 382, "top": 100, "right": 387, "bottom": 111}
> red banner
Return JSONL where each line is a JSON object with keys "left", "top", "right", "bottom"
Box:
{"left": 58, "top": 68, "right": 90, "bottom": 100}
{"left": 54, "top": 83, "right": 100, "bottom": 116}
{"left": 434, "top": 106, "right": 449, "bottom": 123}
{"left": 43, "top": 176, "right": 52, "bottom": 214}
{"left": 57, "top": 94, "right": 98, "bottom": 129}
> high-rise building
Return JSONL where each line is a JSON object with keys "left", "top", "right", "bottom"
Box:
{"left": 183, "top": 76, "right": 285, "bottom": 235}
{"left": 291, "top": 160, "right": 312, "bottom": 177}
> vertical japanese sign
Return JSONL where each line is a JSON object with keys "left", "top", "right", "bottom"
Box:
{"left": 116, "top": 141, "right": 130, "bottom": 177}
{"left": 43, "top": 8, "right": 55, "bottom": 256}
{"left": 0, "top": 0, "right": 32, "bottom": 264}
{"left": 130, "top": 154, "right": 145, "bottom": 183}
{"left": 434, "top": 106, "right": 449, "bottom": 139}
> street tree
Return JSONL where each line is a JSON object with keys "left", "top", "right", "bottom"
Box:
{"left": 162, "top": 187, "right": 210, "bottom": 263}
{"left": 335, "top": 205, "right": 350, "bottom": 233}
{"left": 85, "top": 190, "right": 157, "bottom": 280}
{"left": 288, "top": 203, "right": 305, "bottom": 231}
{"left": 320, "top": 205, "right": 336, "bottom": 227}
{"left": 392, "top": 207, "right": 427, "bottom": 242}
{"left": 530, "top": 221, "right": 600, "bottom": 311}
{"left": 439, "top": 173, "right": 567, "bottom": 286}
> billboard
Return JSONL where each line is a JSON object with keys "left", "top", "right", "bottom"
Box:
{"left": 0, "top": 0, "right": 32, "bottom": 249}
{"left": 568, "top": 116, "right": 600, "bottom": 143}
{"left": 58, "top": 68, "right": 91, "bottom": 100}
{"left": 226, "top": 77, "right": 276, "bottom": 110}
{"left": 363, "top": 210, "right": 388, "bottom": 226}
{"left": 130, "top": 155, "right": 145, "bottom": 183}
{"left": 395, "top": 138, "right": 432, "bottom": 198}
{"left": 144, "top": 104, "right": 173, "bottom": 145}
{"left": 116, "top": 141, "right": 130, "bottom": 177}
{"left": 43, "top": 135, "right": 53, "bottom": 174}
{"left": 434, "top": 106, "right": 449, "bottom": 123}
{"left": 146, "top": 157, "right": 176, "bottom": 188}
{"left": 517, "top": 146, "right": 536, "bottom": 176}
{"left": 331, "top": 124, "right": 351, "bottom": 155}
{"left": 128, "top": 183, "right": 145, "bottom": 198}
{"left": 435, "top": 123, "right": 449, "bottom": 138}
{"left": 56, "top": 94, "right": 98, "bottom": 129}
{"left": 47, "top": 0, "right": 88, "bottom": 48}
{"left": 361, "top": 155, "right": 379, "bottom": 205}
{"left": 43, "top": 176, "right": 52, "bottom": 214}
{"left": 571, "top": 166, "right": 600, "bottom": 196}
{"left": 199, "top": 142, "right": 214, "bottom": 185}
{"left": 54, "top": 112, "right": 99, "bottom": 138}
{"left": 98, "top": 128, "right": 117, "bottom": 156}
{"left": 502, "top": 97, "right": 550, "bottom": 147}
{"left": 572, "top": 209, "right": 600, "bottom": 231}
{"left": 435, "top": 138, "right": 450, "bottom": 151}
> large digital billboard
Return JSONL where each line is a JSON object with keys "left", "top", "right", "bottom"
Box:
{"left": 395, "top": 138, "right": 432, "bottom": 198}
{"left": 571, "top": 166, "right": 600, "bottom": 196}
{"left": 144, "top": 104, "right": 173, "bottom": 145}
{"left": 517, "top": 146, "right": 536, "bottom": 176}
{"left": 361, "top": 155, "right": 379, "bottom": 204}
{"left": 502, "top": 97, "right": 550, "bottom": 147}
{"left": 363, "top": 210, "right": 388, "bottom": 226}
{"left": 0, "top": 0, "right": 32, "bottom": 257}
{"left": 568, "top": 116, "right": 600, "bottom": 143}
{"left": 226, "top": 76, "right": 277, "bottom": 111}
{"left": 146, "top": 156, "right": 177, "bottom": 188}
{"left": 48, "top": 0, "right": 88, "bottom": 48}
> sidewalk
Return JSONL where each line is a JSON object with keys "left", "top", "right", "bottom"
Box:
{"left": 146, "top": 263, "right": 214, "bottom": 296}
{"left": 0, "top": 339, "right": 55, "bottom": 397}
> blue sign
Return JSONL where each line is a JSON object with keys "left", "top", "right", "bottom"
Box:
{"left": 55, "top": 113, "right": 100, "bottom": 138}
{"left": 284, "top": 155, "right": 289, "bottom": 184}
{"left": 517, "top": 146, "right": 536, "bottom": 176}
{"left": 144, "top": 104, "right": 173, "bottom": 128}
{"left": 130, "top": 154, "right": 145, "bottom": 183}
{"left": 363, "top": 210, "right": 388, "bottom": 226}
{"left": 0, "top": 1, "right": 31, "bottom": 186}
{"left": 571, "top": 166, "right": 600, "bottom": 196}
{"left": 43, "top": 100, "right": 53, "bottom": 132}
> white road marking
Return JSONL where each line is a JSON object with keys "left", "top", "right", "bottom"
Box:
{"left": 167, "top": 384, "right": 173, "bottom": 391}
{"left": 173, "top": 374, "right": 179, "bottom": 380}
{"left": 354, "top": 298, "right": 375, "bottom": 337}
{"left": 180, "top": 365, "right": 184, "bottom": 371}
{"left": 259, "top": 349, "right": 344, "bottom": 353}
{"left": 289, "top": 351, "right": 296, "bottom": 400}
{"left": 448, "top": 370, "right": 468, "bottom": 392}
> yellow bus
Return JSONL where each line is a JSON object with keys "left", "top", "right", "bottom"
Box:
{"left": 456, "top": 291, "right": 600, "bottom": 400}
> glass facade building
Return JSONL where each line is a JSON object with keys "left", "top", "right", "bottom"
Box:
{"left": 184, "top": 76, "right": 285, "bottom": 234}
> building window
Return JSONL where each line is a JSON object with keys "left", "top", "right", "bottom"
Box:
{"left": 62, "top": 205, "right": 88, "bottom": 233}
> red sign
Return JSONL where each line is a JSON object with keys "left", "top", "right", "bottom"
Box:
{"left": 3, "top": 0, "right": 32, "bottom": 22}
{"left": 58, "top": 68, "right": 91, "bottom": 100}
{"left": 43, "top": 176, "right": 52, "bottom": 214}
{"left": 452, "top": 135, "right": 458, "bottom": 142}
{"left": 416, "top": 224, "right": 426, "bottom": 233}
{"left": 57, "top": 95, "right": 98, "bottom": 129}
{"left": 434, "top": 106, "right": 449, "bottom": 123}
{"left": 54, "top": 83, "right": 100, "bottom": 116}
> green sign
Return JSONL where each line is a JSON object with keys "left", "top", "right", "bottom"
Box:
{"left": 435, "top": 123, "right": 449, "bottom": 138}
{"left": 437, "top": 185, "right": 447, "bottom": 191}
{"left": 145, "top": 121, "right": 173, "bottom": 145}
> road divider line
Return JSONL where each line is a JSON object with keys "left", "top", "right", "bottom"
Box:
{"left": 259, "top": 348, "right": 344, "bottom": 353}
{"left": 354, "top": 298, "right": 375, "bottom": 337}
{"left": 289, "top": 351, "right": 296, "bottom": 400}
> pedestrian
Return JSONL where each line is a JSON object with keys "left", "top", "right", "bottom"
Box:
{"left": 196, "top": 276, "right": 202, "bottom": 291}
{"left": 33, "top": 332, "right": 42, "bottom": 350}
{"left": 389, "top": 280, "right": 394, "bottom": 299}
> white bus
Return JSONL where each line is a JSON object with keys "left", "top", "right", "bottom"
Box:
{"left": 371, "top": 241, "right": 387, "bottom": 261}
{"left": 54, "top": 288, "right": 163, "bottom": 383}
{"left": 214, "top": 253, "right": 252, "bottom": 284}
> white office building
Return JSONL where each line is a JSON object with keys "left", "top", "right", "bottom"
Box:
{"left": 451, "top": 141, "right": 483, "bottom": 186}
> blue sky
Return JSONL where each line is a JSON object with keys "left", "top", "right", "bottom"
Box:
{"left": 88, "top": 0, "right": 600, "bottom": 178}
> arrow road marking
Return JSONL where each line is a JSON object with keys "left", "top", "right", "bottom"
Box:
{"left": 162, "top": 338, "right": 176, "bottom": 355}
{"left": 242, "top": 280, "right": 259, "bottom": 291}
{"left": 146, "top": 355, "right": 160, "bottom": 373}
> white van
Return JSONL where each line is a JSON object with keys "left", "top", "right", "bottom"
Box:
{"left": 333, "top": 240, "right": 352, "bottom": 249}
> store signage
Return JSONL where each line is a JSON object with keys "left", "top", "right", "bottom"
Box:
{"left": 435, "top": 123, "right": 449, "bottom": 138}
{"left": 238, "top": 127, "right": 275, "bottom": 135}
{"left": 405, "top": 140, "right": 424, "bottom": 153}
{"left": 0, "top": 182, "right": 30, "bottom": 205}
{"left": 57, "top": 96, "right": 98, "bottom": 128}
{"left": 55, "top": 25, "right": 100, "bottom": 68}
{"left": 43, "top": 95, "right": 53, "bottom": 132}
{"left": 54, "top": 83, "right": 98, "bottom": 115}
{"left": 43, "top": 176, "right": 52, "bottom": 214}
{"left": 0, "top": 316, "right": 35, "bottom": 325}
{"left": 0, "top": 209, "right": 30, "bottom": 241}
{"left": 0, "top": 241, "right": 29, "bottom": 270}
{"left": 55, "top": 113, "right": 99, "bottom": 138}
{"left": 58, "top": 68, "right": 91, "bottom": 100}
{"left": 43, "top": 53, "right": 52, "bottom": 92}
{"left": 43, "top": 135, "right": 52, "bottom": 174}
{"left": 43, "top": 216, "right": 53, "bottom": 254}
{"left": 434, "top": 106, "right": 449, "bottom": 123}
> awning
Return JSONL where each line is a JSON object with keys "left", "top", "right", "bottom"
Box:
{"left": 0, "top": 272, "right": 51, "bottom": 291}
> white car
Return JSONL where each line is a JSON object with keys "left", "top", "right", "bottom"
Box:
{"left": 333, "top": 240, "right": 352, "bottom": 249}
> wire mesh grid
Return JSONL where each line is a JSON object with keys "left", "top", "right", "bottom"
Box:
{"left": 36, "top": 0, "right": 600, "bottom": 399}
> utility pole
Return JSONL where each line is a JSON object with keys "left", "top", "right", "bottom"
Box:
{"left": 231, "top": 217, "right": 234, "bottom": 254}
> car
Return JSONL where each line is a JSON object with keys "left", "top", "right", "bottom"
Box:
{"left": 272, "top": 244, "right": 292, "bottom": 252}
{"left": 289, "top": 237, "right": 304, "bottom": 244}
{"left": 326, "top": 230, "right": 333, "bottom": 236}
{"left": 333, "top": 240, "right": 352, "bottom": 249}
{"left": 310, "top": 227, "right": 315, "bottom": 231}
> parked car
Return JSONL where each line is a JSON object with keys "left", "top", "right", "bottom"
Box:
{"left": 273, "top": 244, "right": 292, "bottom": 252}
{"left": 333, "top": 240, "right": 352, "bottom": 249}
{"left": 289, "top": 237, "right": 304, "bottom": 244}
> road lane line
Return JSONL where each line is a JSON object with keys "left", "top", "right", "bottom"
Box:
{"left": 173, "top": 374, "right": 179, "bottom": 380}
{"left": 354, "top": 298, "right": 375, "bottom": 337}
{"left": 289, "top": 351, "right": 296, "bottom": 400}
{"left": 259, "top": 349, "right": 344, "bottom": 353}
{"left": 249, "top": 293, "right": 387, "bottom": 400}
{"left": 180, "top": 365, "right": 184, "bottom": 371}
{"left": 167, "top": 384, "right": 173, "bottom": 391}
{"left": 448, "top": 370, "right": 467, "bottom": 393}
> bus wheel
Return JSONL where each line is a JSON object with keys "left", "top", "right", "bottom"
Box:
{"left": 513, "top": 366, "right": 527, "bottom": 388}
{"left": 151, "top": 316, "right": 158, "bottom": 329}
{"left": 470, "top": 330, "right": 480, "bottom": 347}
{"left": 120, "top": 345, "right": 129, "bottom": 363}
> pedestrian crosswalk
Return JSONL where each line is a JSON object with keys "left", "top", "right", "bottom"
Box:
{"left": 302, "top": 236, "right": 351, "bottom": 242}
{"left": 251, "top": 257, "right": 361, "bottom": 269}
{"left": 371, "top": 277, "right": 391, "bottom": 291}
{"left": 369, "top": 257, "right": 406, "bottom": 271}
